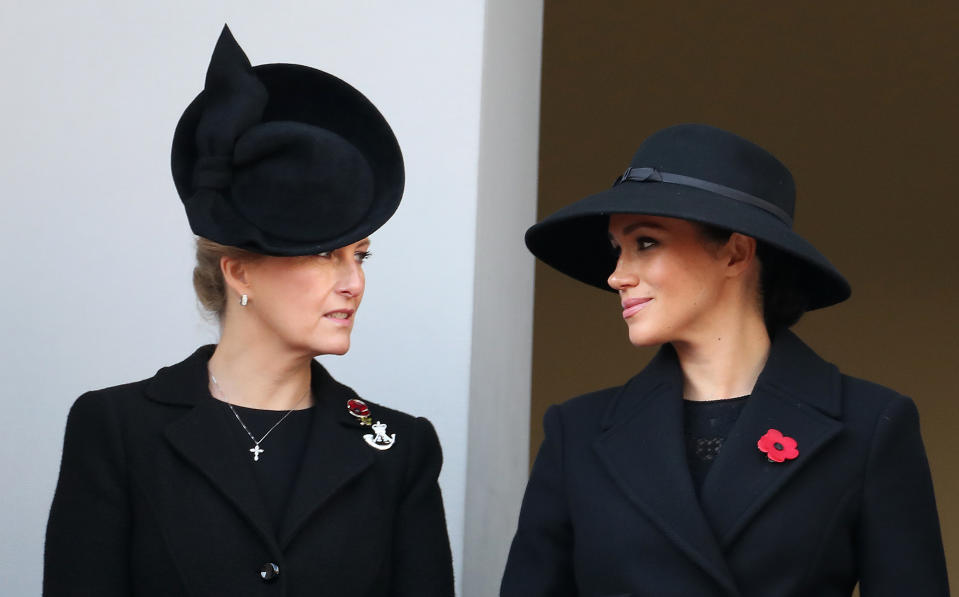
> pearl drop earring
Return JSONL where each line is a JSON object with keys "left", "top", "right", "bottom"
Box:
{"left": 240, "top": 294, "right": 248, "bottom": 306}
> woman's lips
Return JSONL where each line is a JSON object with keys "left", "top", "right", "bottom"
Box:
{"left": 324, "top": 309, "right": 355, "bottom": 325}
{"left": 621, "top": 298, "right": 652, "bottom": 319}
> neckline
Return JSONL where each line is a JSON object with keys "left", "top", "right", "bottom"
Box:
{"left": 682, "top": 395, "right": 750, "bottom": 405}
{"left": 230, "top": 403, "right": 317, "bottom": 414}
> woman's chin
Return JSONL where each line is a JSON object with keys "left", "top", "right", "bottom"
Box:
{"left": 313, "top": 340, "right": 351, "bottom": 356}
{"left": 626, "top": 326, "right": 666, "bottom": 347}
{"left": 288, "top": 333, "right": 352, "bottom": 357}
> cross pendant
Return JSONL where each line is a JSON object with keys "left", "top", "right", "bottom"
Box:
{"left": 250, "top": 444, "right": 264, "bottom": 462}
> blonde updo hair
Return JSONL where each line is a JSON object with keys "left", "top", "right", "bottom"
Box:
{"left": 193, "top": 237, "right": 263, "bottom": 318}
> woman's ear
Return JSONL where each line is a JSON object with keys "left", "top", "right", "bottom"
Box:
{"left": 220, "top": 255, "right": 251, "bottom": 301}
{"left": 724, "top": 233, "right": 758, "bottom": 277}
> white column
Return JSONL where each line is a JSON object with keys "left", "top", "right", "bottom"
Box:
{"left": 463, "top": 0, "right": 543, "bottom": 595}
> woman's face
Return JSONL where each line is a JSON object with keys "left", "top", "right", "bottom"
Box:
{"left": 607, "top": 214, "right": 736, "bottom": 347}
{"left": 242, "top": 238, "right": 371, "bottom": 356}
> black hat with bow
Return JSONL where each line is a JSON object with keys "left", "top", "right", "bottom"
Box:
{"left": 171, "top": 25, "right": 404, "bottom": 255}
{"left": 525, "top": 124, "right": 850, "bottom": 310}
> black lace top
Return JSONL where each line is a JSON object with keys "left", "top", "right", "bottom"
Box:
{"left": 683, "top": 396, "right": 749, "bottom": 496}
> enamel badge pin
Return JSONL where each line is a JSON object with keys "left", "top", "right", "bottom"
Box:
{"left": 364, "top": 421, "right": 396, "bottom": 451}
{"left": 347, "top": 398, "right": 372, "bottom": 426}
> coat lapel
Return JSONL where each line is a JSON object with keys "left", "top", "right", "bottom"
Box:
{"left": 593, "top": 347, "right": 742, "bottom": 597}
{"left": 698, "top": 331, "right": 843, "bottom": 548}
{"left": 149, "top": 346, "right": 279, "bottom": 552}
{"left": 277, "top": 361, "right": 374, "bottom": 548}
{"left": 147, "top": 349, "right": 379, "bottom": 552}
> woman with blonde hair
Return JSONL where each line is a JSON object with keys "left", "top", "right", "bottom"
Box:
{"left": 45, "top": 26, "right": 454, "bottom": 597}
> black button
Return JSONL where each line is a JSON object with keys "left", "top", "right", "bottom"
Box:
{"left": 259, "top": 562, "right": 280, "bottom": 582}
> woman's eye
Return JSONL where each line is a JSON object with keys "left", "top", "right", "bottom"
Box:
{"left": 355, "top": 250, "right": 372, "bottom": 263}
{"left": 316, "top": 251, "right": 332, "bottom": 258}
{"left": 637, "top": 237, "right": 657, "bottom": 251}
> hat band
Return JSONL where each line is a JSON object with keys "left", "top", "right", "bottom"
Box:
{"left": 615, "top": 167, "right": 793, "bottom": 226}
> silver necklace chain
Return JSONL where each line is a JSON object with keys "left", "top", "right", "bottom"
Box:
{"left": 210, "top": 372, "right": 310, "bottom": 462}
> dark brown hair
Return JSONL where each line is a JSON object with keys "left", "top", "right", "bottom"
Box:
{"left": 696, "top": 224, "right": 808, "bottom": 331}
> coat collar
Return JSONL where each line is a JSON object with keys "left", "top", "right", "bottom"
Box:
{"left": 698, "top": 330, "right": 843, "bottom": 546}
{"left": 753, "top": 329, "right": 842, "bottom": 418}
{"left": 145, "top": 344, "right": 218, "bottom": 406}
{"left": 593, "top": 330, "right": 843, "bottom": 596}
{"left": 597, "top": 330, "right": 841, "bottom": 430}
{"left": 147, "top": 346, "right": 375, "bottom": 550}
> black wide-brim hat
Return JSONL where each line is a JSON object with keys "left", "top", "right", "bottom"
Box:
{"left": 525, "top": 124, "right": 850, "bottom": 310}
{"left": 172, "top": 25, "right": 404, "bottom": 255}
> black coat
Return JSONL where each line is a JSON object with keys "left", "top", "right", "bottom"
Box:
{"left": 45, "top": 346, "right": 454, "bottom": 597}
{"left": 501, "top": 331, "right": 949, "bottom": 597}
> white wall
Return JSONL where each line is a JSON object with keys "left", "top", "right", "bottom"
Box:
{"left": 0, "top": 2, "right": 542, "bottom": 595}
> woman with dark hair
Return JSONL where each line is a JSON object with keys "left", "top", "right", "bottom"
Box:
{"left": 501, "top": 124, "right": 949, "bottom": 596}
{"left": 44, "top": 26, "right": 454, "bottom": 597}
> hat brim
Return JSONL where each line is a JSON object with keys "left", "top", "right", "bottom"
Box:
{"left": 526, "top": 182, "right": 850, "bottom": 310}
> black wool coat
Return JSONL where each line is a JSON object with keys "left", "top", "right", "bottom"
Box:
{"left": 45, "top": 346, "right": 455, "bottom": 597}
{"left": 501, "top": 331, "right": 949, "bottom": 597}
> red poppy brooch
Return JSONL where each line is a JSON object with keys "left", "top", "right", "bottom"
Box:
{"left": 347, "top": 398, "right": 373, "bottom": 426}
{"left": 757, "top": 428, "right": 799, "bottom": 463}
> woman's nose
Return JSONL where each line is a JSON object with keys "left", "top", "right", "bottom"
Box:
{"left": 338, "top": 260, "right": 365, "bottom": 297}
{"left": 607, "top": 257, "right": 638, "bottom": 291}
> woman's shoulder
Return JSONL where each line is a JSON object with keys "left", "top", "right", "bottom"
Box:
{"left": 66, "top": 346, "right": 219, "bottom": 424}
{"left": 774, "top": 331, "right": 921, "bottom": 425}
{"left": 840, "top": 372, "right": 908, "bottom": 402}
{"left": 313, "top": 364, "right": 439, "bottom": 442}
{"left": 543, "top": 384, "right": 627, "bottom": 437}
{"left": 70, "top": 377, "right": 157, "bottom": 415}
{"left": 343, "top": 394, "right": 439, "bottom": 439}
{"left": 838, "top": 372, "right": 920, "bottom": 427}
{"left": 59, "top": 376, "right": 165, "bottom": 455}
{"left": 555, "top": 385, "right": 625, "bottom": 413}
